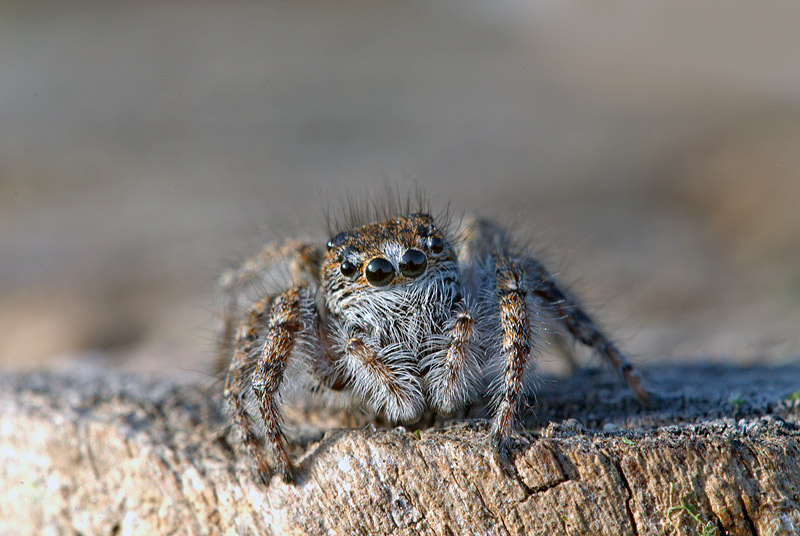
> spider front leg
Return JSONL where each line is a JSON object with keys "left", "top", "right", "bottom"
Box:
{"left": 423, "top": 299, "right": 482, "bottom": 415}
{"left": 488, "top": 257, "right": 533, "bottom": 465}
{"left": 224, "top": 286, "right": 318, "bottom": 483}
{"left": 340, "top": 333, "right": 425, "bottom": 423}
{"left": 523, "top": 258, "right": 650, "bottom": 401}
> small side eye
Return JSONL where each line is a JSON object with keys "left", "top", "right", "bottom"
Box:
{"left": 340, "top": 259, "right": 357, "bottom": 278}
{"left": 429, "top": 236, "right": 445, "bottom": 254}
{"left": 327, "top": 231, "right": 349, "bottom": 251}
{"left": 365, "top": 258, "right": 395, "bottom": 287}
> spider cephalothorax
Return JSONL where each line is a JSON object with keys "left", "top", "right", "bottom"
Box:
{"left": 219, "top": 203, "right": 647, "bottom": 483}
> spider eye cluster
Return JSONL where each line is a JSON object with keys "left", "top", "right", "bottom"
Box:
{"left": 339, "top": 248, "right": 429, "bottom": 287}
{"left": 329, "top": 221, "right": 448, "bottom": 287}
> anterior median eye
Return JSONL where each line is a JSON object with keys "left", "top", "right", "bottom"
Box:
{"left": 399, "top": 249, "right": 427, "bottom": 278}
{"left": 365, "top": 258, "right": 395, "bottom": 287}
{"left": 340, "top": 259, "right": 358, "bottom": 278}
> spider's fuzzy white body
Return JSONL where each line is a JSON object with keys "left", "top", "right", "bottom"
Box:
{"left": 220, "top": 205, "right": 647, "bottom": 483}
{"left": 331, "top": 260, "right": 482, "bottom": 422}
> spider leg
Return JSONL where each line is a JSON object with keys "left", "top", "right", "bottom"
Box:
{"left": 489, "top": 257, "right": 533, "bottom": 463}
{"left": 342, "top": 336, "right": 425, "bottom": 423}
{"left": 423, "top": 299, "right": 481, "bottom": 415}
{"left": 224, "top": 297, "right": 273, "bottom": 482}
{"left": 215, "top": 239, "right": 321, "bottom": 373}
{"left": 523, "top": 257, "right": 650, "bottom": 401}
{"left": 218, "top": 239, "right": 322, "bottom": 293}
{"left": 455, "top": 215, "right": 508, "bottom": 264}
{"left": 224, "top": 286, "right": 317, "bottom": 483}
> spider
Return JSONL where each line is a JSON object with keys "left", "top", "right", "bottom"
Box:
{"left": 218, "top": 198, "right": 648, "bottom": 483}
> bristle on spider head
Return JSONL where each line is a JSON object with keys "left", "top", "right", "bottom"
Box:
{"left": 324, "top": 184, "right": 454, "bottom": 238}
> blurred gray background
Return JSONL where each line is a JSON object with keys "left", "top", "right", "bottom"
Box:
{"left": 2, "top": 0, "right": 799, "bottom": 376}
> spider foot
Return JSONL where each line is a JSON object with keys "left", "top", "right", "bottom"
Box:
{"left": 272, "top": 447, "right": 297, "bottom": 485}
{"left": 252, "top": 460, "right": 296, "bottom": 485}
{"left": 490, "top": 431, "right": 517, "bottom": 478}
{"left": 277, "top": 464, "right": 296, "bottom": 485}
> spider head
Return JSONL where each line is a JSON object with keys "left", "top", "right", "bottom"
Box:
{"left": 321, "top": 213, "right": 458, "bottom": 315}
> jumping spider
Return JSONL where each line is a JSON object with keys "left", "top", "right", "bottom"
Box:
{"left": 218, "top": 200, "right": 648, "bottom": 483}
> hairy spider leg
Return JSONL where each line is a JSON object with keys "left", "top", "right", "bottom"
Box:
{"left": 459, "top": 217, "right": 649, "bottom": 401}
{"left": 423, "top": 302, "right": 481, "bottom": 415}
{"left": 523, "top": 257, "right": 650, "bottom": 401}
{"left": 489, "top": 256, "right": 533, "bottom": 461}
{"left": 218, "top": 239, "right": 321, "bottom": 293}
{"left": 224, "top": 297, "right": 274, "bottom": 483}
{"left": 225, "top": 287, "right": 317, "bottom": 483}
{"left": 341, "top": 336, "right": 425, "bottom": 423}
{"left": 215, "top": 239, "right": 320, "bottom": 373}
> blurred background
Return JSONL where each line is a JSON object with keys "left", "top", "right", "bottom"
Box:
{"left": 1, "top": 0, "right": 799, "bottom": 377}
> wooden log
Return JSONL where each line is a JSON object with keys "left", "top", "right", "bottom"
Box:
{"left": 1, "top": 364, "right": 799, "bottom": 535}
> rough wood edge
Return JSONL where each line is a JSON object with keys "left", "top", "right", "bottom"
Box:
{"left": 1, "top": 365, "right": 799, "bottom": 536}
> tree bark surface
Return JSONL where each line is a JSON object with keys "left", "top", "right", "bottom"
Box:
{"left": 2, "top": 364, "right": 799, "bottom": 536}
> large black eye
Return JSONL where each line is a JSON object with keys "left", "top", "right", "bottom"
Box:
{"left": 399, "top": 249, "right": 427, "bottom": 278}
{"left": 340, "top": 259, "right": 357, "bottom": 278}
{"left": 429, "top": 236, "right": 445, "bottom": 254}
{"left": 365, "top": 258, "right": 395, "bottom": 287}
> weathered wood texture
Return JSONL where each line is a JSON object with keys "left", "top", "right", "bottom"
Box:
{"left": 1, "top": 365, "right": 799, "bottom": 536}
